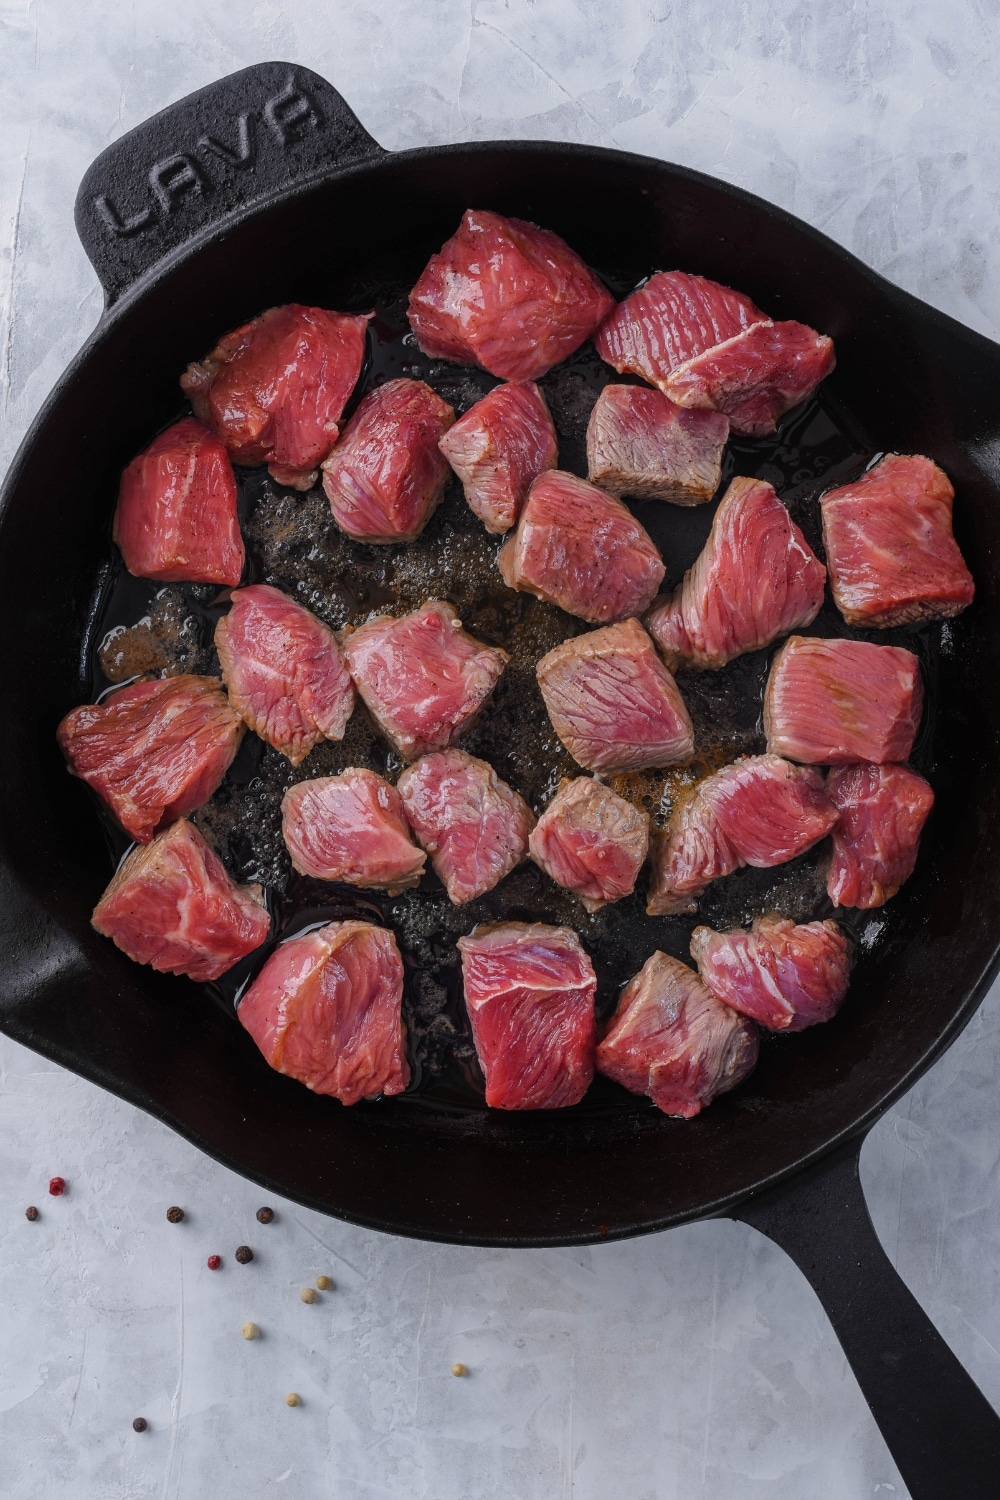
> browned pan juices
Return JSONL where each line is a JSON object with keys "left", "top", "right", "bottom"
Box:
{"left": 84, "top": 281, "right": 945, "bottom": 1114}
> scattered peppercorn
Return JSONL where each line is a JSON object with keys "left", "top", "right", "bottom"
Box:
{"left": 285, "top": 1392, "right": 301, "bottom": 1407}
{"left": 235, "top": 1245, "right": 253, "bottom": 1264}
{"left": 451, "top": 1363, "right": 468, "bottom": 1378}
{"left": 48, "top": 1177, "right": 66, "bottom": 1197}
{"left": 165, "top": 1206, "right": 184, "bottom": 1224}
{"left": 242, "top": 1322, "right": 260, "bottom": 1341}
{"left": 315, "top": 1275, "right": 333, "bottom": 1291}
{"left": 25, "top": 1206, "right": 38, "bottom": 1222}
{"left": 207, "top": 1255, "right": 222, "bottom": 1270}
{"left": 300, "top": 1287, "right": 318, "bottom": 1304}
{"left": 132, "top": 1417, "right": 148, "bottom": 1433}
{"left": 256, "top": 1207, "right": 274, "bottom": 1224}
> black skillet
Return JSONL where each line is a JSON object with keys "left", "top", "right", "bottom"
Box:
{"left": 1, "top": 62, "right": 999, "bottom": 1495}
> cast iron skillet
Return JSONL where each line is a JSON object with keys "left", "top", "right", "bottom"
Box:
{"left": 1, "top": 62, "right": 998, "bottom": 1494}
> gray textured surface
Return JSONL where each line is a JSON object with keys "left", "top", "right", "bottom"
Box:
{"left": 2, "top": 3, "right": 999, "bottom": 1495}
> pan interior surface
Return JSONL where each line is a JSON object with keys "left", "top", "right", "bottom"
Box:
{"left": 1, "top": 145, "right": 998, "bottom": 1244}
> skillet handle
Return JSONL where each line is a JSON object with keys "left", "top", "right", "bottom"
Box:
{"left": 74, "top": 62, "right": 385, "bottom": 307}
{"left": 729, "top": 1136, "right": 1000, "bottom": 1497}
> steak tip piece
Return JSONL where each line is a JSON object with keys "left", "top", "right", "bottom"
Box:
{"left": 397, "top": 749, "right": 534, "bottom": 905}
{"left": 92, "top": 819, "right": 270, "bottom": 983}
{"left": 500, "top": 469, "right": 665, "bottom": 625}
{"left": 407, "top": 209, "right": 616, "bottom": 382}
{"left": 596, "top": 950, "right": 759, "bottom": 1117}
{"left": 536, "top": 619, "right": 694, "bottom": 774}
{"left": 457, "top": 921, "right": 597, "bottom": 1109}
{"left": 341, "top": 601, "right": 508, "bottom": 760}
{"left": 281, "top": 768, "right": 426, "bottom": 891}
{"left": 238, "top": 920, "right": 409, "bottom": 1104}
{"left": 764, "top": 634, "right": 923, "bottom": 765}
{"left": 691, "top": 915, "right": 851, "bottom": 1032}
{"left": 820, "top": 453, "right": 975, "bottom": 628}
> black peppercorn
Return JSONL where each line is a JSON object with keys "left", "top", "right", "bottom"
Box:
{"left": 165, "top": 1206, "right": 184, "bottom": 1224}
{"left": 235, "top": 1245, "right": 253, "bottom": 1264}
{"left": 25, "top": 1206, "right": 39, "bottom": 1221}
{"left": 132, "top": 1417, "right": 148, "bottom": 1433}
{"left": 256, "top": 1207, "right": 274, "bottom": 1224}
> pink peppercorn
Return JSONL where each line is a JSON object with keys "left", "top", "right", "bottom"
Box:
{"left": 48, "top": 1177, "right": 66, "bottom": 1196}
{"left": 207, "top": 1254, "right": 221, "bottom": 1270}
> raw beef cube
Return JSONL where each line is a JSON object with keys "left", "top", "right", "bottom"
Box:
{"left": 820, "top": 453, "right": 975, "bottom": 627}
{"left": 91, "top": 819, "right": 270, "bottom": 983}
{"left": 114, "top": 417, "right": 244, "bottom": 587}
{"left": 595, "top": 271, "right": 768, "bottom": 386}
{"left": 322, "top": 378, "right": 455, "bottom": 542}
{"left": 827, "top": 762, "right": 934, "bottom": 909}
{"left": 765, "top": 635, "right": 923, "bottom": 764}
{"left": 645, "top": 477, "right": 826, "bottom": 671}
{"left": 595, "top": 951, "right": 759, "bottom": 1118}
{"left": 215, "top": 585, "right": 353, "bottom": 766}
{"left": 238, "top": 920, "right": 408, "bottom": 1104}
{"left": 691, "top": 916, "right": 851, "bottom": 1032}
{"left": 646, "top": 789, "right": 739, "bottom": 918}
{"left": 497, "top": 470, "right": 665, "bottom": 624}
{"left": 457, "top": 922, "right": 597, "bottom": 1109}
{"left": 537, "top": 619, "right": 694, "bottom": 773}
{"left": 341, "top": 602, "right": 508, "bottom": 760}
{"left": 646, "top": 753, "right": 838, "bottom": 915}
{"left": 586, "top": 384, "right": 728, "bottom": 504}
{"left": 407, "top": 209, "right": 615, "bottom": 382}
{"left": 281, "top": 769, "right": 425, "bottom": 891}
{"left": 181, "top": 303, "right": 371, "bottom": 489}
{"left": 57, "top": 675, "right": 244, "bottom": 843}
{"left": 438, "top": 382, "right": 558, "bottom": 534}
{"left": 397, "top": 749, "right": 533, "bottom": 905}
{"left": 528, "top": 776, "right": 649, "bottom": 912}
{"left": 663, "top": 319, "right": 836, "bottom": 437}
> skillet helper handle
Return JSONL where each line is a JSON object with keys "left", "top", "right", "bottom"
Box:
{"left": 730, "top": 1137, "right": 1000, "bottom": 1498}
{"left": 74, "top": 61, "right": 385, "bottom": 307}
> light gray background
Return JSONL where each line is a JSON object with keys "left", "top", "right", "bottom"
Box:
{"left": 1, "top": 3, "right": 998, "bottom": 1496}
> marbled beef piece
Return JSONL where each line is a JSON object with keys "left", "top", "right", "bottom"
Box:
{"left": 342, "top": 602, "right": 508, "bottom": 761}
{"left": 537, "top": 619, "right": 694, "bottom": 774}
{"left": 322, "top": 378, "right": 455, "bottom": 543}
{"left": 497, "top": 470, "right": 665, "bottom": 625}
{"left": 646, "top": 753, "right": 838, "bottom": 915}
{"left": 765, "top": 635, "right": 923, "bottom": 765}
{"left": 397, "top": 749, "right": 533, "bottom": 905}
{"left": 57, "top": 676, "right": 244, "bottom": 844}
{"left": 215, "top": 585, "right": 354, "bottom": 767}
{"left": 407, "top": 209, "right": 615, "bottom": 382}
{"left": 528, "top": 776, "right": 649, "bottom": 912}
{"left": 114, "top": 417, "right": 244, "bottom": 587}
{"left": 820, "top": 453, "right": 975, "bottom": 627}
{"left": 457, "top": 922, "right": 597, "bottom": 1110}
{"left": 691, "top": 916, "right": 851, "bottom": 1032}
{"left": 238, "top": 920, "right": 409, "bottom": 1104}
{"left": 92, "top": 819, "right": 270, "bottom": 983}
{"left": 596, "top": 951, "right": 759, "bottom": 1118}
{"left": 645, "top": 477, "right": 826, "bottom": 671}
{"left": 595, "top": 270, "right": 834, "bottom": 437}
{"left": 596, "top": 271, "right": 768, "bottom": 386}
{"left": 438, "top": 382, "right": 558, "bottom": 534}
{"left": 827, "top": 762, "right": 934, "bottom": 909}
{"left": 586, "top": 384, "right": 728, "bottom": 504}
{"left": 281, "top": 769, "right": 425, "bottom": 892}
{"left": 181, "top": 304, "right": 371, "bottom": 489}
{"left": 663, "top": 319, "right": 836, "bottom": 438}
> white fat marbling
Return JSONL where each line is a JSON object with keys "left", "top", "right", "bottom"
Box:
{"left": 2, "top": 3, "right": 999, "bottom": 1495}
